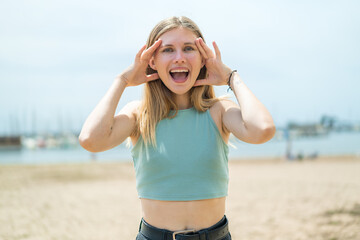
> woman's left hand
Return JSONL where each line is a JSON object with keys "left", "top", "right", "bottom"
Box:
{"left": 194, "top": 38, "right": 232, "bottom": 86}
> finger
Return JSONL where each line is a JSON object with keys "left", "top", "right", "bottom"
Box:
{"left": 146, "top": 73, "right": 159, "bottom": 82}
{"left": 135, "top": 45, "right": 147, "bottom": 61}
{"left": 212, "top": 41, "right": 221, "bottom": 60}
{"left": 199, "top": 38, "right": 215, "bottom": 59}
{"left": 193, "top": 78, "right": 210, "bottom": 87}
{"left": 148, "top": 39, "right": 162, "bottom": 52}
{"left": 142, "top": 39, "right": 162, "bottom": 60}
{"left": 196, "top": 38, "right": 208, "bottom": 59}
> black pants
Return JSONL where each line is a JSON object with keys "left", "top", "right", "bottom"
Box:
{"left": 136, "top": 215, "right": 231, "bottom": 240}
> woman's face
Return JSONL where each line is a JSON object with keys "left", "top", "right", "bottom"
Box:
{"left": 150, "top": 27, "right": 204, "bottom": 95}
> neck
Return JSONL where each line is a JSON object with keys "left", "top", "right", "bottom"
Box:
{"left": 173, "top": 92, "right": 192, "bottom": 110}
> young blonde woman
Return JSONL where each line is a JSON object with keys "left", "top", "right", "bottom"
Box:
{"left": 79, "top": 16, "right": 275, "bottom": 240}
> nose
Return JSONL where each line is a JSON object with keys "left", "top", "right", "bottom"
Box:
{"left": 174, "top": 50, "right": 186, "bottom": 63}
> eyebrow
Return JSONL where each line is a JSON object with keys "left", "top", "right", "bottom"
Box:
{"left": 161, "top": 42, "right": 196, "bottom": 47}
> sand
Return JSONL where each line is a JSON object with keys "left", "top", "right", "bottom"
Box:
{"left": 0, "top": 156, "right": 359, "bottom": 240}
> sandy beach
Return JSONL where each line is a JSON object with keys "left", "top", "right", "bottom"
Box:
{"left": 1, "top": 156, "right": 359, "bottom": 240}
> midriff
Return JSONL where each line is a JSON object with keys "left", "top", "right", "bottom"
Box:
{"left": 140, "top": 197, "right": 226, "bottom": 231}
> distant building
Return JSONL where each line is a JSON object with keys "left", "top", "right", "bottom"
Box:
{"left": 0, "top": 136, "right": 21, "bottom": 150}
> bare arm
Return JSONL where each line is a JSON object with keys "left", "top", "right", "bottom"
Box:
{"left": 194, "top": 38, "right": 275, "bottom": 144}
{"left": 79, "top": 40, "right": 162, "bottom": 152}
{"left": 222, "top": 73, "right": 276, "bottom": 144}
{"left": 78, "top": 78, "right": 136, "bottom": 152}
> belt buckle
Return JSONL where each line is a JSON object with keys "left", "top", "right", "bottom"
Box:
{"left": 172, "top": 229, "right": 195, "bottom": 240}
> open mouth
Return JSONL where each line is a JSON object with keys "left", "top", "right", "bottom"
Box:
{"left": 169, "top": 69, "right": 189, "bottom": 83}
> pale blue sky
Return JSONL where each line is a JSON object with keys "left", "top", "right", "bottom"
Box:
{"left": 1, "top": 0, "right": 359, "bottom": 134}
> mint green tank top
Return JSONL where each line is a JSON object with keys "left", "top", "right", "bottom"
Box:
{"left": 131, "top": 107, "right": 229, "bottom": 201}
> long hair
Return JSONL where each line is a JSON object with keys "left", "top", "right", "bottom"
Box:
{"left": 135, "top": 16, "right": 219, "bottom": 146}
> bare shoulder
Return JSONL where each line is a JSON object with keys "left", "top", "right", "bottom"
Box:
{"left": 117, "top": 100, "right": 142, "bottom": 118}
{"left": 210, "top": 98, "right": 239, "bottom": 113}
{"left": 209, "top": 99, "right": 238, "bottom": 142}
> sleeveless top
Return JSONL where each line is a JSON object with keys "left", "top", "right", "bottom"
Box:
{"left": 131, "top": 107, "right": 229, "bottom": 201}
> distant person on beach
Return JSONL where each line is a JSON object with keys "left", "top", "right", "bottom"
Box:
{"left": 79, "top": 16, "right": 275, "bottom": 240}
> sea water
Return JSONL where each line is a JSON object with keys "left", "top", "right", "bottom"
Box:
{"left": 0, "top": 132, "right": 359, "bottom": 164}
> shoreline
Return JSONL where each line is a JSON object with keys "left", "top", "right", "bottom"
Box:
{"left": 0, "top": 153, "right": 359, "bottom": 167}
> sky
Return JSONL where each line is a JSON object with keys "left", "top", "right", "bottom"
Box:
{"left": 1, "top": 0, "right": 359, "bottom": 135}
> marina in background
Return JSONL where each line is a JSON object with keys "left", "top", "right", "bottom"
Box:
{"left": 0, "top": 114, "right": 359, "bottom": 164}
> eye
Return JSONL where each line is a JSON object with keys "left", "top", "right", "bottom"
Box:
{"left": 162, "top": 48, "right": 173, "bottom": 53}
{"left": 184, "top": 46, "right": 195, "bottom": 51}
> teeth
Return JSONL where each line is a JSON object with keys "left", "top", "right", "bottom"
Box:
{"left": 170, "top": 69, "right": 189, "bottom": 73}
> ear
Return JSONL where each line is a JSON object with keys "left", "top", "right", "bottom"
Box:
{"left": 149, "top": 56, "right": 157, "bottom": 70}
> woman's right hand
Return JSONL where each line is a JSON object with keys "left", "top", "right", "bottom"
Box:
{"left": 120, "top": 39, "right": 162, "bottom": 87}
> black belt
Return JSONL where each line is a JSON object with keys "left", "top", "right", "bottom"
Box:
{"left": 139, "top": 216, "right": 229, "bottom": 240}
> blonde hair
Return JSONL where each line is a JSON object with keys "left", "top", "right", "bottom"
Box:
{"left": 135, "top": 16, "right": 219, "bottom": 146}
